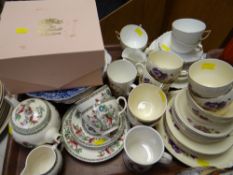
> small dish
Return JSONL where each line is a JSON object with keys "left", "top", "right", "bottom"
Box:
{"left": 157, "top": 111, "right": 233, "bottom": 168}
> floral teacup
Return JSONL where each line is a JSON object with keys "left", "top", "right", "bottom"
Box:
{"left": 82, "top": 97, "right": 127, "bottom": 135}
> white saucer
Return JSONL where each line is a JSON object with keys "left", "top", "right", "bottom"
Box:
{"left": 157, "top": 102, "right": 233, "bottom": 168}
{"left": 145, "top": 31, "right": 206, "bottom": 64}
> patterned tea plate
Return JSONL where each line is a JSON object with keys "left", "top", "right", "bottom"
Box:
{"left": 62, "top": 107, "right": 130, "bottom": 163}
{"left": 157, "top": 104, "right": 233, "bottom": 168}
{"left": 27, "top": 87, "right": 93, "bottom": 103}
{"left": 68, "top": 108, "right": 126, "bottom": 149}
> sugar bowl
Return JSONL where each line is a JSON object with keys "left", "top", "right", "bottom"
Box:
{"left": 10, "top": 98, "right": 61, "bottom": 147}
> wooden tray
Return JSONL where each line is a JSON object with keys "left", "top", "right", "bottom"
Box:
{"left": 3, "top": 45, "right": 187, "bottom": 175}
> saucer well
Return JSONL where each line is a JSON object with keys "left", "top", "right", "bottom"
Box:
{"left": 157, "top": 113, "right": 233, "bottom": 168}
{"left": 62, "top": 107, "right": 130, "bottom": 163}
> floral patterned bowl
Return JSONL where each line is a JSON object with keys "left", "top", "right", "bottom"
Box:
{"left": 172, "top": 89, "right": 233, "bottom": 143}
{"left": 189, "top": 86, "right": 233, "bottom": 111}
{"left": 186, "top": 88, "right": 233, "bottom": 124}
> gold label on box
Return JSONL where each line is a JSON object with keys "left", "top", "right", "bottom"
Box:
{"left": 38, "top": 18, "right": 63, "bottom": 36}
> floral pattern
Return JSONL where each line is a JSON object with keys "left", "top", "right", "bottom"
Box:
{"left": 62, "top": 110, "right": 128, "bottom": 163}
{"left": 14, "top": 99, "right": 45, "bottom": 128}
{"left": 204, "top": 101, "right": 226, "bottom": 110}
{"left": 150, "top": 67, "right": 168, "bottom": 81}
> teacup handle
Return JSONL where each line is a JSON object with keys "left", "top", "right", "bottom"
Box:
{"left": 180, "top": 70, "right": 188, "bottom": 77}
{"left": 115, "top": 30, "right": 120, "bottom": 40}
{"left": 135, "top": 63, "right": 145, "bottom": 76}
{"left": 45, "top": 128, "right": 61, "bottom": 144}
{"left": 201, "top": 30, "right": 211, "bottom": 41}
{"left": 159, "top": 151, "right": 173, "bottom": 165}
{"left": 116, "top": 96, "right": 127, "bottom": 116}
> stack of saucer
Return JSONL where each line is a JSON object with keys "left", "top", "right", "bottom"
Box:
{"left": 157, "top": 59, "right": 233, "bottom": 168}
{"left": 61, "top": 85, "right": 129, "bottom": 163}
{"left": 0, "top": 82, "right": 13, "bottom": 134}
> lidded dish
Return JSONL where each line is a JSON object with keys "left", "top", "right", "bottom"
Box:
{"left": 10, "top": 98, "right": 61, "bottom": 148}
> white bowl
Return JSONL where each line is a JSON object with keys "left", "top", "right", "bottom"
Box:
{"left": 188, "top": 58, "right": 233, "bottom": 98}
{"left": 186, "top": 88, "right": 233, "bottom": 123}
{"left": 119, "top": 24, "right": 148, "bottom": 50}
{"left": 189, "top": 86, "right": 233, "bottom": 111}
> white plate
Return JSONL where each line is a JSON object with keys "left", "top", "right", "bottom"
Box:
{"left": 62, "top": 107, "right": 129, "bottom": 163}
{"left": 145, "top": 31, "right": 206, "bottom": 63}
{"left": 157, "top": 114, "right": 233, "bottom": 168}
{"left": 166, "top": 97, "right": 233, "bottom": 156}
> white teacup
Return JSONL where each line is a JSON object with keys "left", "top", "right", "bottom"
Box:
{"left": 123, "top": 125, "right": 172, "bottom": 173}
{"left": 116, "top": 24, "right": 148, "bottom": 50}
{"left": 136, "top": 63, "right": 170, "bottom": 93}
{"left": 128, "top": 83, "right": 167, "bottom": 124}
{"left": 172, "top": 18, "right": 211, "bottom": 45}
{"left": 21, "top": 144, "right": 62, "bottom": 175}
{"left": 147, "top": 51, "right": 184, "bottom": 83}
{"left": 107, "top": 60, "right": 137, "bottom": 96}
{"left": 188, "top": 58, "right": 233, "bottom": 98}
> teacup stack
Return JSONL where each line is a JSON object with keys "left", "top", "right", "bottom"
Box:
{"left": 171, "top": 18, "right": 210, "bottom": 55}
{"left": 165, "top": 58, "right": 233, "bottom": 159}
{"left": 61, "top": 85, "right": 130, "bottom": 163}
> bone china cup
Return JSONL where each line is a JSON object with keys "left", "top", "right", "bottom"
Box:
{"left": 107, "top": 60, "right": 137, "bottom": 96}
{"left": 118, "top": 24, "right": 148, "bottom": 50}
{"left": 123, "top": 125, "right": 172, "bottom": 173}
{"left": 128, "top": 83, "right": 167, "bottom": 123}
{"left": 172, "top": 18, "right": 209, "bottom": 45}
{"left": 147, "top": 51, "right": 184, "bottom": 83}
{"left": 188, "top": 59, "right": 233, "bottom": 98}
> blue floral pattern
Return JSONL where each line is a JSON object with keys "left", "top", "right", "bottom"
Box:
{"left": 27, "top": 87, "right": 88, "bottom": 102}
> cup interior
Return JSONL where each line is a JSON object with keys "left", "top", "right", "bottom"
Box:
{"left": 128, "top": 84, "right": 167, "bottom": 122}
{"left": 26, "top": 145, "right": 56, "bottom": 175}
{"left": 173, "top": 18, "right": 206, "bottom": 33}
{"left": 120, "top": 24, "right": 148, "bottom": 49}
{"left": 148, "top": 51, "right": 183, "bottom": 70}
{"left": 107, "top": 60, "right": 137, "bottom": 84}
{"left": 189, "top": 59, "right": 233, "bottom": 88}
{"left": 124, "top": 126, "right": 164, "bottom": 165}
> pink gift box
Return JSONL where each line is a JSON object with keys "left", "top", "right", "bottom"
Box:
{"left": 0, "top": 0, "right": 104, "bottom": 94}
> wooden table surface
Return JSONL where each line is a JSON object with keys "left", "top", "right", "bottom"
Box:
{"left": 3, "top": 45, "right": 187, "bottom": 175}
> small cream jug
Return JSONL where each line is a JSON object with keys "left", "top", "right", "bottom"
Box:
{"left": 10, "top": 98, "right": 61, "bottom": 147}
{"left": 21, "top": 144, "right": 62, "bottom": 175}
